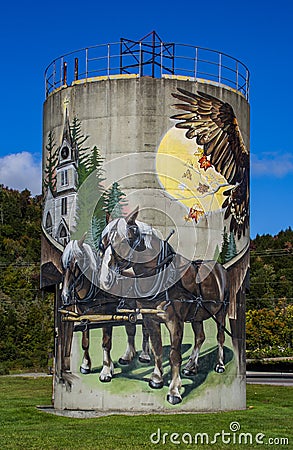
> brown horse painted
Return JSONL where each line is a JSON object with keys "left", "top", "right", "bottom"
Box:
{"left": 99, "top": 208, "right": 230, "bottom": 405}
{"left": 60, "top": 237, "right": 150, "bottom": 382}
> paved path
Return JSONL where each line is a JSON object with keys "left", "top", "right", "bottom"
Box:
{"left": 246, "top": 371, "right": 293, "bottom": 386}
{"left": 6, "top": 371, "right": 293, "bottom": 386}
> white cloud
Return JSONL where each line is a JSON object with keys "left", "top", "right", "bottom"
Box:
{"left": 1, "top": 150, "right": 291, "bottom": 196}
{"left": 0, "top": 152, "right": 42, "bottom": 195}
{"left": 251, "top": 152, "right": 293, "bottom": 177}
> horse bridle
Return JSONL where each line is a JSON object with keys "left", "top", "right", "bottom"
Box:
{"left": 63, "top": 257, "right": 99, "bottom": 305}
{"left": 109, "top": 225, "right": 176, "bottom": 279}
{"left": 99, "top": 222, "right": 144, "bottom": 273}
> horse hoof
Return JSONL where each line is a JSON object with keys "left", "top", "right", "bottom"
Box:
{"left": 118, "top": 357, "right": 131, "bottom": 366}
{"left": 139, "top": 355, "right": 151, "bottom": 364}
{"left": 167, "top": 394, "right": 182, "bottom": 405}
{"left": 182, "top": 368, "right": 197, "bottom": 377}
{"left": 80, "top": 366, "right": 91, "bottom": 375}
{"left": 215, "top": 364, "right": 225, "bottom": 373}
{"left": 99, "top": 375, "right": 112, "bottom": 383}
{"left": 149, "top": 379, "right": 164, "bottom": 389}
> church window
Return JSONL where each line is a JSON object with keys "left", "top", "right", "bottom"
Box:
{"left": 58, "top": 224, "right": 69, "bottom": 246}
{"left": 60, "top": 225, "right": 67, "bottom": 237}
{"left": 61, "top": 146, "right": 69, "bottom": 160}
{"left": 61, "top": 169, "right": 68, "bottom": 186}
{"left": 61, "top": 197, "right": 67, "bottom": 215}
{"left": 45, "top": 212, "right": 53, "bottom": 235}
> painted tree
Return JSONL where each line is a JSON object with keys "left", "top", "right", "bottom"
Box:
{"left": 74, "top": 166, "right": 104, "bottom": 240}
{"left": 90, "top": 214, "right": 107, "bottom": 250}
{"left": 88, "top": 146, "right": 104, "bottom": 178}
{"left": 89, "top": 182, "right": 128, "bottom": 249}
{"left": 70, "top": 116, "right": 90, "bottom": 188}
{"left": 73, "top": 139, "right": 106, "bottom": 240}
{"left": 226, "top": 232, "right": 237, "bottom": 261}
{"left": 103, "top": 181, "right": 127, "bottom": 219}
{"left": 69, "top": 117, "right": 127, "bottom": 245}
{"left": 89, "top": 146, "right": 108, "bottom": 247}
{"left": 43, "top": 131, "right": 58, "bottom": 194}
{"left": 218, "top": 226, "right": 229, "bottom": 264}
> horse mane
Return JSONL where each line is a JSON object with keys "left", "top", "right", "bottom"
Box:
{"left": 62, "top": 240, "right": 99, "bottom": 272}
{"left": 102, "top": 217, "right": 158, "bottom": 249}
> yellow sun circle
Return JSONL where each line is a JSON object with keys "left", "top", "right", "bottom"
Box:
{"left": 156, "top": 126, "right": 230, "bottom": 217}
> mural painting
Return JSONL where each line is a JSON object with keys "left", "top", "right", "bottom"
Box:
{"left": 41, "top": 84, "right": 249, "bottom": 411}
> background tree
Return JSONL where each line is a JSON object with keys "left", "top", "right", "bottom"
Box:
{"left": 248, "top": 227, "right": 293, "bottom": 310}
{"left": 0, "top": 187, "right": 53, "bottom": 373}
{"left": 246, "top": 303, "right": 293, "bottom": 358}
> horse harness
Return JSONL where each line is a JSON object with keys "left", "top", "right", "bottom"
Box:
{"left": 121, "top": 229, "right": 232, "bottom": 338}
{"left": 63, "top": 228, "right": 232, "bottom": 338}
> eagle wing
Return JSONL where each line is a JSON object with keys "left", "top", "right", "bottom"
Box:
{"left": 171, "top": 88, "right": 249, "bottom": 239}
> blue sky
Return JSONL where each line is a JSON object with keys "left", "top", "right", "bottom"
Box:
{"left": 0, "top": 0, "right": 292, "bottom": 238}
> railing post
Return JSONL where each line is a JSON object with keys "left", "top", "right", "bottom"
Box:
{"left": 60, "top": 57, "right": 64, "bottom": 87}
{"left": 120, "top": 40, "right": 123, "bottom": 74}
{"left": 194, "top": 47, "right": 198, "bottom": 79}
{"left": 218, "top": 53, "right": 222, "bottom": 84}
{"left": 246, "top": 70, "right": 249, "bottom": 100}
{"left": 160, "top": 42, "right": 163, "bottom": 77}
{"left": 45, "top": 73, "right": 48, "bottom": 98}
{"left": 107, "top": 44, "right": 110, "bottom": 77}
{"left": 152, "top": 31, "right": 155, "bottom": 78}
{"left": 85, "top": 48, "right": 88, "bottom": 79}
{"left": 53, "top": 61, "right": 56, "bottom": 92}
{"left": 139, "top": 42, "right": 142, "bottom": 77}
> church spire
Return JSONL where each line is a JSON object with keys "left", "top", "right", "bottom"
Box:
{"left": 62, "top": 108, "right": 74, "bottom": 148}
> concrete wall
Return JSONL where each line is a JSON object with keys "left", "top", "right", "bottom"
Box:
{"left": 42, "top": 75, "right": 249, "bottom": 412}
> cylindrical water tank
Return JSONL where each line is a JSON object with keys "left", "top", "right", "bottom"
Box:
{"left": 41, "top": 33, "right": 249, "bottom": 413}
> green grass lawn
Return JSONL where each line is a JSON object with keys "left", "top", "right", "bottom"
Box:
{"left": 0, "top": 377, "right": 292, "bottom": 449}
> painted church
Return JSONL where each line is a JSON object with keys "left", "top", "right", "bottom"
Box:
{"left": 42, "top": 111, "right": 78, "bottom": 247}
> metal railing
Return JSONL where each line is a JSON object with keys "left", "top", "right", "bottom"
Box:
{"left": 45, "top": 36, "right": 250, "bottom": 100}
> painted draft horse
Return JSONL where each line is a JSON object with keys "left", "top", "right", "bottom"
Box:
{"left": 99, "top": 208, "right": 230, "bottom": 405}
{"left": 60, "top": 237, "right": 150, "bottom": 382}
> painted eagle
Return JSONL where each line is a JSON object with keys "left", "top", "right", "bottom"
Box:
{"left": 171, "top": 88, "right": 249, "bottom": 239}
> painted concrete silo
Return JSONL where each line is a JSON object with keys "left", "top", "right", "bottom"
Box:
{"left": 41, "top": 31, "right": 250, "bottom": 413}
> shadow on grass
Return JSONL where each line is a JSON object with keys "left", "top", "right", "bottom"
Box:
{"left": 91, "top": 344, "right": 233, "bottom": 400}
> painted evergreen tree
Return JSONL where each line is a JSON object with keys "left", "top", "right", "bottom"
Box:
{"left": 88, "top": 146, "right": 105, "bottom": 178}
{"left": 226, "top": 232, "right": 237, "bottom": 261}
{"left": 103, "top": 182, "right": 127, "bottom": 219}
{"left": 70, "top": 116, "right": 90, "bottom": 187}
{"left": 72, "top": 133, "right": 106, "bottom": 241}
{"left": 43, "top": 131, "right": 58, "bottom": 195}
{"left": 218, "top": 226, "right": 229, "bottom": 264}
{"left": 69, "top": 117, "right": 127, "bottom": 245}
{"left": 89, "top": 181, "right": 128, "bottom": 248}
{"left": 89, "top": 146, "right": 108, "bottom": 247}
{"left": 90, "top": 214, "right": 107, "bottom": 249}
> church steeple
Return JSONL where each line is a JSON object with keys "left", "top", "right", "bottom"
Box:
{"left": 62, "top": 108, "right": 73, "bottom": 147}
{"left": 58, "top": 109, "right": 78, "bottom": 167}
